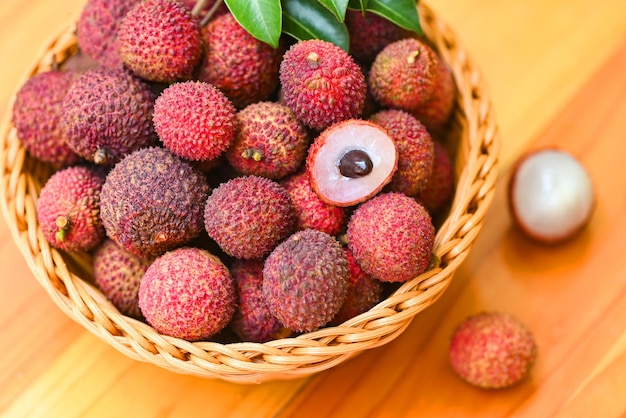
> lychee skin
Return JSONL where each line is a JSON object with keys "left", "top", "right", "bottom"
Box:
{"left": 263, "top": 229, "right": 349, "bottom": 332}
{"left": 279, "top": 39, "right": 366, "bottom": 131}
{"left": 93, "top": 239, "right": 152, "bottom": 319}
{"left": 330, "top": 247, "right": 383, "bottom": 326}
{"left": 226, "top": 102, "right": 310, "bottom": 179}
{"left": 204, "top": 176, "right": 296, "bottom": 259}
{"left": 280, "top": 169, "right": 347, "bottom": 236}
{"left": 118, "top": 0, "right": 203, "bottom": 82}
{"left": 12, "top": 70, "right": 82, "bottom": 167}
{"left": 61, "top": 67, "right": 156, "bottom": 165}
{"left": 345, "top": 10, "right": 410, "bottom": 64}
{"left": 76, "top": 0, "right": 142, "bottom": 69}
{"left": 138, "top": 247, "right": 236, "bottom": 341}
{"left": 368, "top": 38, "right": 440, "bottom": 114}
{"left": 370, "top": 109, "right": 435, "bottom": 196}
{"left": 229, "top": 259, "right": 287, "bottom": 343}
{"left": 449, "top": 311, "right": 537, "bottom": 389}
{"left": 36, "top": 165, "right": 106, "bottom": 253}
{"left": 100, "top": 147, "right": 210, "bottom": 258}
{"left": 347, "top": 192, "right": 435, "bottom": 282}
{"left": 198, "top": 13, "right": 283, "bottom": 109}
{"left": 417, "top": 141, "right": 455, "bottom": 215}
{"left": 153, "top": 81, "right": 236, "bottom": 162}
{"left": 410, "top": 59, "right": 456, "bottom": 132}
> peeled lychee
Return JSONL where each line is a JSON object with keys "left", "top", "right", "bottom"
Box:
{"left": 36, "top": 165, "right": 106, "bottom": 253}
{"left": 100, "top": 147, "right": 210, "bottom": 258}
{"left": 117, "top": 0, "right": 203, "bottom": 82}
{"left": 280, "top": 169, "right": 347, "bottom": 236}
{"left": 204, "top": 176, "right": 296, "bottom": 259}
{"left": 449, "top": 311, "right": 537, "bottom": 389}
{"left": 263, "top": 229, "right": 349, "bottom": 332}
{"left": 508, "top": 147, "right": 595, "bottom": 244}
{"left": 198, "top": 13, "right": 282, "bottom": 109}
{"left": 93, "top": 239, "right": 152, "bottom": 319}
{"left": 12, "top": 70, "right": 81, "bottom": 167}
{"left": 345, "top": 10, "right": 410, "bottom": 64}
{"left": 306, "top": 119, "right": 398, "bottom": 207}
{"left": 225, "top": 102, "right": 310, "bottom": 179}
{"left": 279, "top": 39, "right": 366, "bottom": 131}
{"left": 60, "top": 67, "right": 156, "bottom": 165}
{"left": 76, "top": 0, "right": 142, "bottom": 69}
{"left": 330, "top": 247, "right": 383, "bottom": 325}
{"left": 370, "top": 109, "right": 434, "bottom": 196}
{"left": 229, "top": 259, "right": 288, "bottom": 343}
{"left": 417, "top": 141, "right": 455, "bottom": 215}
{"left": 153, "top": 81, "right": 236, "bottom": 162}
{"left": 347, "top": 192, "right": 434, "bottom": 282}
{"left": 138, "top": 247, "right": 236, "bottom": 341}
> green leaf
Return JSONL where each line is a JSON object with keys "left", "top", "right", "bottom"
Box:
{"left": 365, "top": 0, "right": 422, "bottom": 35}
{"left": 282, "top": 0, "right": 350, "bottom": 51}
{"left": 224, "top": 0, "right": 282, "bottom": 48}
{"left": 317, "top": 0, "right": 350, "bottom": 22}
{"left": 347, "top": 0, "right": 368, "bottom": 13}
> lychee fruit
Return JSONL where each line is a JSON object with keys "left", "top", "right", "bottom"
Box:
{"left": 280, "top": 169, "right": 347, "bottom": 236}
{"left": 410, "top": 58, "right": 456, "bottom": 132}
{"left": 225, "top": 102, "right": 310, "bottom": 179}
{"left": 279, "top": 39, "right": 366, "bottom": 131}
{"left": 263, "top": 229, "right": 349, "bottom": 332}
{"left": 306, "top": 119, "right": 398, "bottom": 207}
{"left": 60, "top": 67, "right": 156, "bottom": 165}
{"left": 370, "top": 109, "right": 435, "bottom": 196}
{"left": 197, "top": 13, "right": 283, "bottom": 109}
{"left": 153, "top": 81, "right": 236, "bottom": 162}
{"left": 117, "top": 0, "right": 203, "bottom": 82}
{"left": 449, "top": 311, "right": 538, "bottom": 389}
{"left": 417, "top": 141, "right": 455, "bottom": 215}
{"left": 229, "top": 259, "right": 289, "bottom": 343}
{"left": 330, "top": 247, "right": 383, "bottom": 326}
{"left": 508, "top": 147, "right": 595, "bottom": 244}
{"left": 345, "top": 10, "right": 411, "bottom": 64}
{"left": 76, "top": 0, "right": 142, "bottom": 69}
{"left": 204, "top": 176, "right": 296, "bottom": 259}
{"left": 100, "top": 147, "right": 210, "bottom": 258}
{"left": 368, "top": 38, "right": 440, "bottom": 116}
{"left": 138, "top": 247, "right": 236, "bottom": 341}
{"left": 36, "top": 165, "right": 106, "bottom": 253}
{"left": 347, "top": 192, "right": 435, "bottom": 282}
{"left": 93, "top": 239, "right": 152, "bottom": 319}
{"left": 12, "top": 70, "right": 82, "bottom": 167}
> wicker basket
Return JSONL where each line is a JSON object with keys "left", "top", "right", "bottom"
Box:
{"left": 0, "top": 2, "right": 499, "bottom": 383}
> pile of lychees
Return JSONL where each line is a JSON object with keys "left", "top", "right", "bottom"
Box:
{"left": 13, "top": 0, "right": 458, "bottom": 343}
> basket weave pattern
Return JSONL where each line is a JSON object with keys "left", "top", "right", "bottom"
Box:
{"left": 0, "top": 3, "right": 499, "bottom": 383}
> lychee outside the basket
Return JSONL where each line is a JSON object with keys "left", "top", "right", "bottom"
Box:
{"left": 347, "top": 192, "right": 435, "bottom": 282}
{"left": 93, "top": 239, "right": 152, "bottom": 319}
{"left": 12, "top": 70, "right": 82, "bottom": 168}
{"left": 306, "top": 119, "right": 398, "bottom": 207}
{"left": 153, "top": 81, "right": 236, "bottom": 162}
{"left": 263, "top": 229, "right": 349, "bottom": 332}
{"left": 138, "top": 247, "right": 236, "bottom": 341}
{"left": 449, "top": 311, "right": 537, "bottom": 389}
{"left": 279, "top": 39, "right": 366, "bottom": 131}
{"left": 204, "top": 176, "right": 296, "bottom": 259}
{"left": 198, "top": 13, "right": 283, "bottom": 109}
{"left": 100, "top": 147, "right": 210, "bottom": 258}
{"left": 60, "top": 67, "right": 156, "bottom": 165}
{"left": 36, "top": 165, "right": 106, "bottom": 253}
{"left": 117, "top": 0, "right": 203, "bottom": 82}
{"left": 225, "top": 102, "right": 310, "bottom": 179}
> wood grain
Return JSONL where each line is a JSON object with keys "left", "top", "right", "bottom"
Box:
{"left": 1, "top": 0, "right": 626, "bottom": 417}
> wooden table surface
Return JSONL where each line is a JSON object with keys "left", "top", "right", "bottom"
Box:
{"left": 1, "top": 0, "right": 626, "bottom": 416}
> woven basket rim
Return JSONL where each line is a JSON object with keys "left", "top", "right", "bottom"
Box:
{"left": 0, "top": 1, "right": 500, "bottom": 383}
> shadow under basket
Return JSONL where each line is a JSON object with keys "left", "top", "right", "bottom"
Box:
{"left": 0, "top": 2, "right": 500, "bottom": 383}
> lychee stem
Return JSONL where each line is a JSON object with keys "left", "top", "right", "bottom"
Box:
{"left": 307, "top": 52, "right": 320, "bottom": 64}
{"left": 241, "top": 148, "right": 264, "bottom": 162}
{"left": 199, "top": 0, "right": 225, "bottom": 27}
{"left": 407, "top": 50, "right": 420, "bottom": 64}
{"left": 191, "top": 0, "right": 210, "bottom": 17}
{"left": 93, "top": 148, "right": 112, "bottom": 165}
{"left": 55, "top": 216, "right": 69, "bottom": 242}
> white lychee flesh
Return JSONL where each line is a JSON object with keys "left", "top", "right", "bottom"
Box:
{"left": 509, "top": 148, "right": 594, "bottom": 243}
{"left": 309, "top": 121, "right": 397, "bottom": 206}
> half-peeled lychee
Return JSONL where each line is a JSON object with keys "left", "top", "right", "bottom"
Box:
{"left": 306, "top": 119, "right": 398, "bottom": 206}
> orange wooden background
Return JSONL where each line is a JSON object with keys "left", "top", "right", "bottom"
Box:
{"left": 2, "top": 0, "right": 626, "bottom": 416}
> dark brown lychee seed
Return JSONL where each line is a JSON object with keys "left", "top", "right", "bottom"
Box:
{"left": 100, "top": 147, "right": 210, "bottom": 258}
{"left": 339, "top": 149, "right": 374, "bottom": 178}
